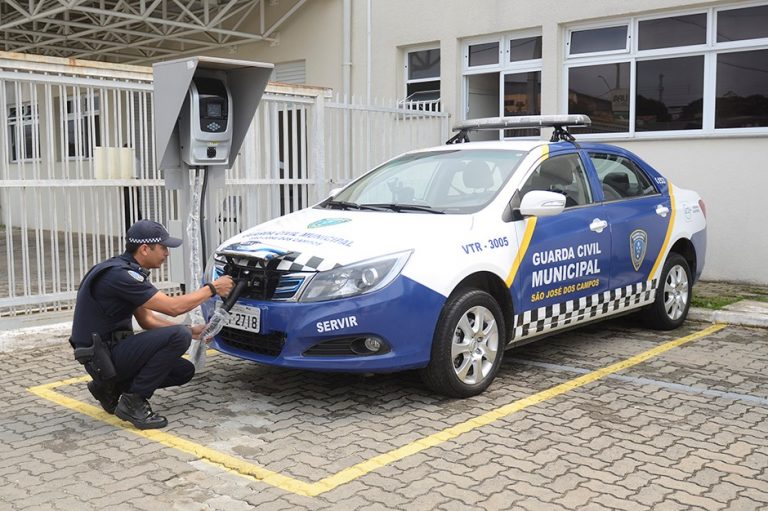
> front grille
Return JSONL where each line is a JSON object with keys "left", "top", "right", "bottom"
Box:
{"left": 220, "top": 256, "right": 309, "bottom": 301}
{"left": 303, "top": 338, "right": 359, "bottom": 356}
{"left": 219, "top": 327, "right": 285, "bottom": 357}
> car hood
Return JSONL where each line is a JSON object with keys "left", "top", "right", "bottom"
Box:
{"left": 216, "top": 208, "right": 471, "bottom": 271}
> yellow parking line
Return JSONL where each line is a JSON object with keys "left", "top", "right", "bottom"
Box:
{"left": 28, "top": 323, "right": 726, "bottom": 497}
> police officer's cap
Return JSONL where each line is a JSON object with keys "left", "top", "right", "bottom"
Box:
{"left": 127, "top": 220, "right": 182, "bottom": 248}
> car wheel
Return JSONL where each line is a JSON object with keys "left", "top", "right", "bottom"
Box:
{"left": 420, "top": 289, "right": 505, "bottom": 398}
{"left": 642, "top": 252, "right": 692, "bottom": 330}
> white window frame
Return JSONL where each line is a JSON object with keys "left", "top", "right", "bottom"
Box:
{"left": 462, "top": 30, "right": 543, "bottom": 139}
{"left": 65, "top": 92, "right": 101, "bottom": 160}
{"left": 402, "top": 44, "right": 441, "bottom": 111}
{"left": 563, "top": 2, "right": 768, "bottom": 140}
{"left": 565, "top": 23, "right": 631, "bottom": 58}
{"left": 8, "top": 102, "right": 40, "bottom": 163}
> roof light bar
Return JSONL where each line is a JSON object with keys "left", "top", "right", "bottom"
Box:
{"left": 446, "top": 114, "right": 592, "bottom": 144}
{"left": 452, "top": 114, "right": 591, "bottom": 132}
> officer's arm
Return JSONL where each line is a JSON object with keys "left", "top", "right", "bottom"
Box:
{"left": 141, "top": 275, "right": 234, "bottom": 317}
{"left": 133, "top": 307, "right": 205, "bottom": 339}
{"left": 134, "top": 306, "right": 178, "bottom": 330}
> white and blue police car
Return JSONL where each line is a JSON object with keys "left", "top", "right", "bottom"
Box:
{"left": 205, "top": 115, "right": 706, "bottom": 397}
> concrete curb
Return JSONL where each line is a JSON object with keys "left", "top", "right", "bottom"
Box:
{"left": 688, "top": 307, "right": 768, "bottom": 329}
{"left": 0, "top": 321, "right": 71, "bottom": 353}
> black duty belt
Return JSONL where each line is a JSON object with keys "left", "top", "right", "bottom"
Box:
{"left": 107, "top": 330, "right": 134, "bottom": 348}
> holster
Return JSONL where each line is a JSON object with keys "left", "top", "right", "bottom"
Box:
{"left": 71, "top": 333, "right": 117, "bottom": 382}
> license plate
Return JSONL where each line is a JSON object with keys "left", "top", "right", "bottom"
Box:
{"left": 228, "top": 303, "right": 261, "bottom": 333}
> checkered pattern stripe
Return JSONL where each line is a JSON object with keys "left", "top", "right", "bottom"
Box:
{"left": 511, "top": 279, "right": 658, "bottom": 340}
{"left": 275, "top": 252, "right": 339, "bottom": 272}
{"left": 128, "top": 237, "right": 162, "bottom": 244}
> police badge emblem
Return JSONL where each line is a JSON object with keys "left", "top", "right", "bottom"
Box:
{"left": 308, "top": 218, "right": 351, "bottom": 229}
{"left": 629, "top": 229, "right": 648, "bottom": 271}
{"left": 127, "top": 270, "right": 146, "bottom": 282}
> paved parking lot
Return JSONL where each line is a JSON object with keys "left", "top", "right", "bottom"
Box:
{"left": 2, "top": 318, "right": 767, "bottom": 510}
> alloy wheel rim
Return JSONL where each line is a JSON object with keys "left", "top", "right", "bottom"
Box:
{"left": 451, "top": 305, "right": 499, "bottom": 385}
{"left": 663, "top": 264, "right": 689, "bottom": 320}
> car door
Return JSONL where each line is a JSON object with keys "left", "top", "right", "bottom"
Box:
{"left": 586, "top": 150, "right": 670, "bottom": 291}
{"left": 510, "top": 151, "right": 611, "bottom": 336}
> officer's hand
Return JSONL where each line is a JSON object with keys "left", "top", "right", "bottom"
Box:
{"left": 190, "top": 324, "right": 206, "bottom": 340}
{"left": 213, "top": 275, "right": 235, "bottom": 297}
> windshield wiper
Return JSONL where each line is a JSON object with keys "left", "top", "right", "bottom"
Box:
{"left": 362, "top": 203, "right": 445, "bottom": 214}
{"left": 322, "top": 200, "right": 383, "bottom": 211}
{"left": 322, "top": 200, "right": 363, "bottom": 210}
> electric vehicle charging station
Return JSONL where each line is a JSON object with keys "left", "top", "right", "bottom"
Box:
{"left": 152, "top": 56, "right": 273, "bottom": 292}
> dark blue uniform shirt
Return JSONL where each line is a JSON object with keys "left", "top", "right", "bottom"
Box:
{"left": 71, "top": 253, "right": 159, "bottom": 346}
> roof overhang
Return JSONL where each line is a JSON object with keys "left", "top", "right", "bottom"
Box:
{"left": 0, "top": 0, "right": 306, "bottom": 64}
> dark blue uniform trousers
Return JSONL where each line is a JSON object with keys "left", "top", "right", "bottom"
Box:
{"left": 110, "top": 325, "right": 195, "bottom": 399}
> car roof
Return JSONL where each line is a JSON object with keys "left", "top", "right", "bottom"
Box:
{"left": 405, "top": 140, "right": 644, "bottom": 164}
{"left": 407, "top": 139, "right": 547, "bottom": 155}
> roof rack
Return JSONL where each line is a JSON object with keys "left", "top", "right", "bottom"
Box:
{"left": 445, "top": 114, "right": 592, "bottom": 144}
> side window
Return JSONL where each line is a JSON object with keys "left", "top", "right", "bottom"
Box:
{"left": 520, "top": 153, "right": 593, "bottom": 208}
{"left": 589, "top": 152, "right": 658, "bottom": 201}
{"left": 403, "top": 48, "right": 441, "bottom": 111}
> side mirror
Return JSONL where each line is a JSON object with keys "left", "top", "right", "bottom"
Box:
{"left": 519, "top": 190, "right": 566, "bottom": 217}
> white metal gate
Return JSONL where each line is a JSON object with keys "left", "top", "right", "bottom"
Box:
{"left": 0, "top": 53, "right": 450, "bottom": 317}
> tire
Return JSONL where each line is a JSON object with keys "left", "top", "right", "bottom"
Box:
{"left": 420, "top": 289, "right": 505, "bottom": 398}
{"left": 642, "top": 252, "right": 692, "bottom": 330}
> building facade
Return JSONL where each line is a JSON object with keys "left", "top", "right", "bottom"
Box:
{"left": 202, "top": 0, "right": 768, "bottom": 284}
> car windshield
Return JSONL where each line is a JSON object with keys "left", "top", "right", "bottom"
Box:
{"left": 320, "top": 149, "right": 529, "bottom": 214}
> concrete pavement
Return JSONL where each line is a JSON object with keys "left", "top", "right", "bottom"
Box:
{"left": 1, "top": 280, "right": 767, "bottom": 510}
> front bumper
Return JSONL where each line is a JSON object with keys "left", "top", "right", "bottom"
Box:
{"left": 206, "top": 275, "right": 446, "bottom": 372}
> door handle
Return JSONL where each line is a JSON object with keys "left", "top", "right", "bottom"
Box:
{"left": 656, "top": 204, "right": 670, "bottom": 217}
{"left": 590, "top": 218, "right": 608, "bottom": 233}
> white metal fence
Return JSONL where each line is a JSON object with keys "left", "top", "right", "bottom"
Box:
{"left": 0, "top": 54, "right": 450, "bottom": 317}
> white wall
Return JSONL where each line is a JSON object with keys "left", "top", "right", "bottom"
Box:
{"left": 207, "top": 0, "right": 344, "bottom": 92}
{"left": 617, "top": 138, "right": 768, "bottom": 284}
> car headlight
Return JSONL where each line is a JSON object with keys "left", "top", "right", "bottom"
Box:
{"left": 206, "top": 253, "right": 226, "bottom": 282}
{"left": 299, "top": 250, "right": 412, "bottom": 303}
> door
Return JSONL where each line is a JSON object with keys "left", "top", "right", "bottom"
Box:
{"left": 586, "top": 150, "right": 670, "bottom": 291}
{"left": 511, "top": 151, "right": 612, "bottom": 333}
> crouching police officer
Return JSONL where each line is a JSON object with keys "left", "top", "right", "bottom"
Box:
{"left": 70, "top": 219, "right": 234, "bottom": 430}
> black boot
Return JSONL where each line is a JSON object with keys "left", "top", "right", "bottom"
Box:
{"left": 115, "top": 393, "right": 168, "bottom": 430}
{"left": 87, "top": 380, "right": 121, "bottom": 414}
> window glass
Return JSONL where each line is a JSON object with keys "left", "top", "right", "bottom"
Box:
{"left": 638, "top": 14, "right": 706, "bottom": 50}
{"left": 569, "top": 26, "right": 628, "bottom": 54}
{"left": 466, "top": 72, "right": 500, "bottom": 140}
{"left": 469, "top": 42, "right": 499, "bottom": 66}
{"left": 463, "top": 35, "right": 542, "bottom": 138}
{"left": 568, "top": 62, "right": 630, "bottom": 133}
{"left": 588, "top": 153, "right": 657, "bottom": 201}
{"left": 8, "top": 104, "right": 39, "bottom": 162}
{"left": 503, "top": 72, "right": 541, "bottom": 137}
{"left": 334, "top": 149, "right": 527, "bottom": 213}
{"left": 67, "top": 117, "right": 101, "bottom": 158}
{"left": 636, "top": 56, "right": 704, "bottom": 131}
{"left": 66, "top": 96, "right": 101, "bottom": 158}
{"left": 520, "top": 154, "right": 593, "bottom": 208}
{"left": 405, "top": 81, "right": 440, "bottom": 101}
{"left": 717, "top": 5, "right": 768, "bottom": 43}
{"left": 405, "top": 48, "right": 440, "bottom": 111}
{"left": 509, "top": 36, "right": 542, "bottom": 62}
{"left": 407, "top": 49, "right": 440, "bottom": 80}
{"left": 10, "top": 124, "right": 35, "bottom": 162}
{"left": 716, "top": 50, "right": 768, "bottom": 128}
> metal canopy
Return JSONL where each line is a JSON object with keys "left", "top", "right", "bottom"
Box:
{"left": 0, "top": 0, "right": 306, "bottom": 64}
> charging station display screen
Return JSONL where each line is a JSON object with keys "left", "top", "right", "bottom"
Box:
{"left": 207, "top": 102, "right": 223, "bottom": 119}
